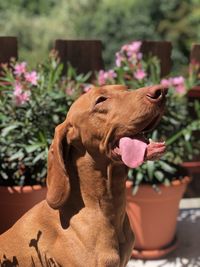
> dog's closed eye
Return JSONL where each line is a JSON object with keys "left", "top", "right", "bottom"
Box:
{"left": 95, "top": 96, "right": 108, "bottom": 106}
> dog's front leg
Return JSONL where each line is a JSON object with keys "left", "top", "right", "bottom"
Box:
{"left": 119, "top": 214, "right": 135, "bottom": 267}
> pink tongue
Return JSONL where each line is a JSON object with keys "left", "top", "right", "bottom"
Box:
{"left": 119, "top": 137, "right": 147, "bottom": 168}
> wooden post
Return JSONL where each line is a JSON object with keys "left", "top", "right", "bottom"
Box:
{"left": 190, "top": 44, "right": 200, "bottom": 65}
{"left": 188, "top": 44, "right": 200, "bottom": 98}
{"left": 54, "top": 40, "right": 104, "bottom": 81}
{"left": 0, "top": 37, "right": 18, "bottom": 64}
{"left": 141, "top": 41, "right": 172, "bottom": 77}
{"left": 0, "top": 37, "right": 18, "bottom": 77}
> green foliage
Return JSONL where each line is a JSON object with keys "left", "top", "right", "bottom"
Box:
{"left": 68, "top": 0, "right": 200, "bottom": 70}
{"left": 0, "top": 0, "right": 199, "bottom": 69}
{"left": 68, "top": 0, "right": 158, "bottom": 67}
{"left": 0, "top": 53, "right": 90, "bottom": 186}
{"left": 0, "top": 0, "right": 57, "bottom": 15}
{"left": 156, "top": 0, "right": 200, "bottom": 69}
{"left": 0, "top": 0, "right": 73, "bottom": 66}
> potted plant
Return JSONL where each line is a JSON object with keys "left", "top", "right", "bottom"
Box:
{"left": 95, "top": 41, "right": 200, "bottom": 259}
{"left": 0, "top": 50, "right": 90, "bottom": 233}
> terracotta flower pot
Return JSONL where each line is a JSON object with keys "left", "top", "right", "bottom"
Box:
{"left": 126, "top": 177, "right": 190, "bottom": 259}
{"left": 0, "top": 185, "right": 47, "bottom": 234}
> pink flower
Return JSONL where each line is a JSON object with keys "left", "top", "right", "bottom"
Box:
{"left": 105, "top": 70, "right": 117, "bottom": 80}
{"left": 129, "top": 41, "right": 142, "bottom": 53}
{"left": 83, "top": 85, "right": 92, "bottom": 93}
{"left": 134, "top": 69, "right": 146, "bottom": 80}
{"left": 161, "top": 78, "right": 171, "bottom": 87}
{"left": 13, "top": 82, "right": 23, "bottom": 96}
{"left": 137, "top": 52, "right": 143, "bottom": 60}
{"left": 65, "top": 87, "right": 74, "bottom": 96}
{"left": 14, "top": 62, "right": 27, "bottom": 76}
{"left": 119, "top": 42, "right": 142, "bottom": 63}
{"left": 15, "top": 92, "right": 30, "bottom": 105}
{"left": 161, "top": 76, "right": 186, "bottom": 95}
{"left": 175, "top": 84, "right": 186, "bottom": 94}
{"left": 98, "top": 70, "right": 106, "bottom": 85}
{"left": 122, "top": 41, "right": 142, "bottom": 55}
{"left": 13, "top": 82, "right": 30, "bottom": 105}
{"left": 171, "top": 76, "right": 185, "bottom": 86}
{"left": 127, "top": 42, "right": 142, "bottom": 56}
{"left": 24, "top": 71, "right": 39, "bottom": 85}
{"left": 97, "top": 70, "right": 117, "bottom": 86}
{"left": 121, "top": 44, "right": 129, "bottom": 52}
{"left": 115, "top": 52, "right": 124, "bottom": 67}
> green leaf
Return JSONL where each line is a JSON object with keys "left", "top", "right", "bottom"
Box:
{"left": 33, "top": 151, "right": 45, "bottom": 164}
{"left": 183, "top": 131, "right": 191, "bottom": 141}
{"left": 128, "top": 169, "right": 133, "bottom": 179}
{"left": 154, "top": 170, "right": 164, "bottom": 182}
{"left": 135, "top": 172, "right": 143, "bottom": 184}
{"left": 164, "top": 178, "right": 171, "bottom": 186}
{"left": 194, "top": 100, "right": 200, "bottom": 119}
{"left": 1, "top": 124, "right": 20, "bottom": 137}
{"left": 132, "top": 185, "right": 139, "bottom": 195}
{"left": 9, "top": 150, "right": 24, "bottom": 161}
{"left": 24, "top": 144, "right": 43, "bottom": 153}
{"left": 0, "top": 171, "right": 8, "bottom": 180}
{"left": 146, "top": 161, "right": 155, "bottom": 180}
{"left": 159, "top": 161, "right": 176, "bottom": 174}
{"left": 151, "top": 130, "right": 158, "bottom": 140}
{"left": 38, "top": 132, "right": 47, "bottom": 144}
{"left": 67, "top": 63, "right": 77, "bottom": 79}
{"left": 184, "top": 141, "right": 193, "bottom": 154}
{"left": 166, "top": 129, "right": 184, "bottom": 146}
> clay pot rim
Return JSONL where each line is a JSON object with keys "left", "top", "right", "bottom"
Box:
{"left": 126, "top": 176, "right": 191, "bottom": 189}
{"left": 0, "top": 184, "right": 46, "bottom": 194}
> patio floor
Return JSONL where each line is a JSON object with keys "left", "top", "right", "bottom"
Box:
{"left": 127, "top": 198, "right": 200, "bottom": 267}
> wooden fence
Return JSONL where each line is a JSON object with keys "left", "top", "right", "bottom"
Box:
{"left": 0, "top": 36, "right": 200, "bottom": 197}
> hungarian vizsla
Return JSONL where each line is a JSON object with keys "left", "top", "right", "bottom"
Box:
{"left": 0, "top": 85, "right": 167, "bottom": 267}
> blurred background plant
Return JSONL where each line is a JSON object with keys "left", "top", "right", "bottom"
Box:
{"left": 0, "top": 51, "right": 90, "bottom": 186}
{"left": 0, "top": 0, "right": 199, "bottom": 71}
{"left": 95, "top": 41, "right": 200, "bottom": 193}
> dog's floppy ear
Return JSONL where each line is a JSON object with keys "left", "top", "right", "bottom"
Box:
{"left": 46, "top": 120, "right": 70, "bottom": 209}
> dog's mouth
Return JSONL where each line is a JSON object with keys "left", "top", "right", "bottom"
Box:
{"left": 111, "top": 115, "right": 166, "bottom": 168}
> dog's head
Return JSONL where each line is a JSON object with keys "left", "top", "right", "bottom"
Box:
{"left": 46, "top": 85, "right": 167, "bottom": 209}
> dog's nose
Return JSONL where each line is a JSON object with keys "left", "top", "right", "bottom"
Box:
{"left": 146, "top": 85, "right": 168, "bottom": 103}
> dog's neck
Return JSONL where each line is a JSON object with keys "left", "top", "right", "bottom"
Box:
{"left": 66, "top": 148, "right": 128, "bottom": 241}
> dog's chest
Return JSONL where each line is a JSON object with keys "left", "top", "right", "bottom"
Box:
{"left": 70, "top": 208, "right": 118, "bottom": 245}
{"left": 58, "top": 208, "right": 121, "bottom": 266}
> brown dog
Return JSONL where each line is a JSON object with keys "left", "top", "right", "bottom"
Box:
{"left": 0, "top": 85, "right": 167, "bottom": 267}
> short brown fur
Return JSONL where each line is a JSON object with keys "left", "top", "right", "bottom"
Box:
{"left": 0, "top": 85, "right": 166, "bottom": 267}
